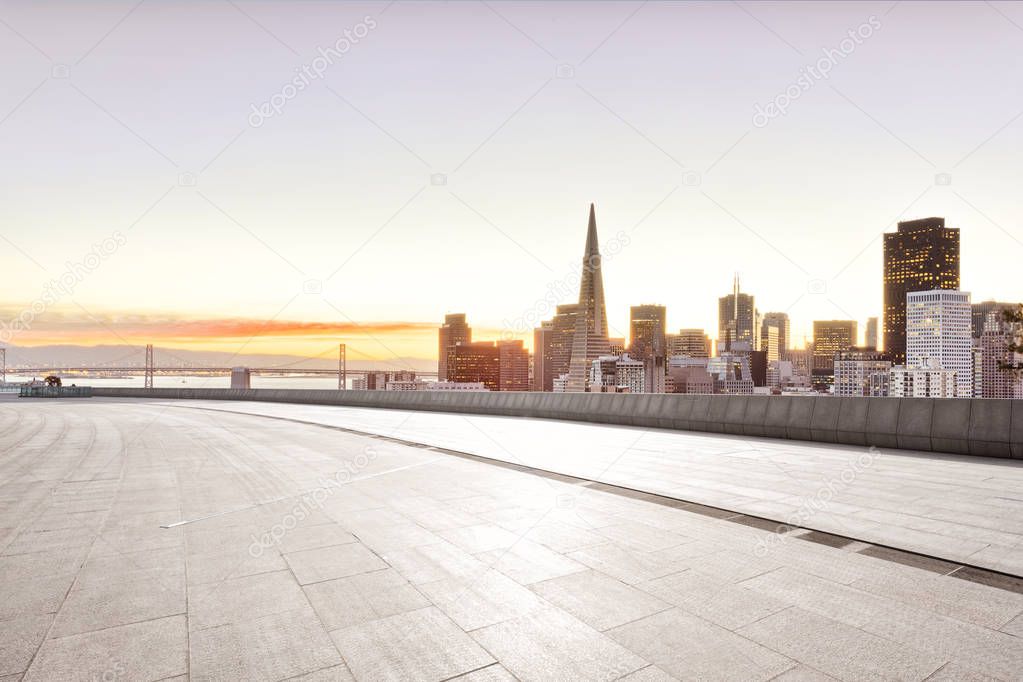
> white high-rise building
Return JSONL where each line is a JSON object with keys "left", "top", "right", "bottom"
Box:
{"left": 906, "top": 290, "right": 973, "bottom": 397}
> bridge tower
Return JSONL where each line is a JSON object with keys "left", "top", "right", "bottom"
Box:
{"left": 144, "top": 345, "right": 154, "bottom": 389}
{"left": 338, "top": 343, "right": 346, "bottom": 390}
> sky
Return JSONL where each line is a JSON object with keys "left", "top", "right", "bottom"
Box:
{"left": 1, "top": 0, "right": 1022, "bottom": 365}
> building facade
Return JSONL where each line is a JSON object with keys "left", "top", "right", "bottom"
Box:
{"left": 534, "top": 304, "right": 580, "bottom": 392}
{"left": 761, "top": 312, "right": 790, "bottom": 359}
{"left": 497, "top": 340, "right": 530, "bottom": 391}
{"left": 230, "top": 367, "right": 251, "bottom": 390}
{"left": 427, "top": 381, "right": 488, "bottom": 391}
{"left": 718, "top": 277, "right": 758, "bottom": 350}
{"left": 385, "top": 380, "right": 422, "bottom": 391}
{"left": 906, "top": 289, "right": 972, "bottom": 397}
{"left": 589, "top": 353, "right": 645, "bottom": 393}
{"left": 762, "top": 325, "right": 780, "bottom": 363}
{"left": 532, "top": 321, "right": 552, "bottom": 391}
{"left": 667, "top": 329, "right": 711, "bottom": 358}
{"left": 629, "top": 305, "right": 667, "bottom": 362}
{"left": 972, "top": 301, "right": 1016, "bottom": 338}
{"left": 883, "top": 217, "right": 960, "bottom": 365}
{"left": 566, "top": 204, "right": 612, "bottom": 391}
{"left": 438, "top": 313, "right": 471, "bottom": 381}
{"left": 834, "top": 349, "right": 891, "bottom": 397}
{"left": 890, "top": 359, "right": 957, "bottom": 398}
{"left": 812, "top": 320, "right": 858, "bottom": 373}
{"left": 865, "top": 317, "right": 879, "bottom": 350}
{"left": 450, "top": 341, "right": 500, "bottom": 391}
{"left": 979, "top": 310, "right": 1023, "bottom": 398}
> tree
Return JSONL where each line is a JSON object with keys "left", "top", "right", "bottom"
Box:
{"left": 44, "top": 375, "right": 62, "bottom": 387}
{"left": 998, "top": 304, "right": 1023, "bottom": 373}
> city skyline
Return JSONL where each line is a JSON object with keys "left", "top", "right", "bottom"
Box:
{"left": 1, "top": 1, "right": 1022, "bottom": 363}
{"left": 1, "top": 205, "right": 1016, "bottom": 364}
{"left": 436, "top": 205, "right": 1019, "bottom": 398}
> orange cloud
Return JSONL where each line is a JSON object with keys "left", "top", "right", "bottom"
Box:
{"left": 0, "top": 306, "right": 525, "bottom": 361}
{"left": 0, "top": 306, "right": 435, "bottom": 344}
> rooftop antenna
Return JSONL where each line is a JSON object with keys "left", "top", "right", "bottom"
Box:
{"left": 732, "top": 272, "right": 740, "bottom": 338}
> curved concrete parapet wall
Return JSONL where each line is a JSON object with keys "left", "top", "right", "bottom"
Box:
{"left": 88, "top": 388, "right": 1023, "bottom": 460}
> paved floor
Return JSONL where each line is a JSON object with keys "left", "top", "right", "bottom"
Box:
{"left": 169, "top": 399, "right": 1023, "bottom": 577}
{"left": 0, "top": 398, "right": 1021, "bottom": 681}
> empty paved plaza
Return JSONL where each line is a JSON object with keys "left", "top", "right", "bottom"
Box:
{"left": 1, "top": 397, "right": 1022, "bottom": 681}
{"left": 171, "top": 399, "right": 1023, "bottom": 576}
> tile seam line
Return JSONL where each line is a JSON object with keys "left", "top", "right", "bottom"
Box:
{"left": 154, "top": 403, "right": 1023, "bottom": 588}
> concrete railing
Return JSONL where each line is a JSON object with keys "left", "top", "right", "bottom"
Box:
{"left": 89, "top": 387, "right": 1023, "bottom": 459}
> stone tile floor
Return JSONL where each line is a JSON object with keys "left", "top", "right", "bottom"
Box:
{"left": 0, "top": 398, "right": 1020, "bottom": 681}
{"left": 174, "top": 400, "right": 1023, "bottom": 577}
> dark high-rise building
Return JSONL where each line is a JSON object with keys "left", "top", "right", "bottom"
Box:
{"left": 718, "top": 276, "right": 757, "bottom": 350}
{"left": 438, "top": 314, "right": 471, "bottom": 381}
{"left": 629, "top": 305, "right": 667, "bottom": 362}
{"left": 532, "top": 321, "right": 553, "bottom": 391}
{"left": 761, "top": 312, "right": 790, "bottom": 359}
{"left": 498, "top": 340, "right": 529, "bottom": 391}
{"left": 812, "top": 320, "right": 858, "bottom": 386}
{"left": 749, "top": 350, "right": 768, "bottom": 387}
{"left": 566, "top": 204, "right": 611, "bottom": 392}
{"left": 451, "top": 341, "right": 500, "bottom": 391}
{"left": 883, "top": 217, "right": 960, "bottom": 364}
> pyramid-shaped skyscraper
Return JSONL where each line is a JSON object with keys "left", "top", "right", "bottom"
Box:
{"left": 565, "top": 204, "right": 611, "bottom": 392}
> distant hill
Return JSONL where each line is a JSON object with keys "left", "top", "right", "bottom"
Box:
{"left": 2, "top": 344, "right": 434, "bottom": 373}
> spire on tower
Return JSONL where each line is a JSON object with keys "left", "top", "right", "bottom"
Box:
{"left": 566, "top": 203, "right": 611, "bottom": 392}
{"left": 584, "top": 203, "right": 599, "bottom": 258}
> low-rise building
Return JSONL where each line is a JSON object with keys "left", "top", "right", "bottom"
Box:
{"left": 834, "top": 349, "right": 891, "bottom": 397}
{"left": 589, "top": 353, "right": 645, "bottom": 393}
{"left": 385, "top": 380, "right": 423, "bottom": 391}
{"left": 230, "top": 367, "right": 251, "bottom": 390}
{"left": 889, "top": 359, "right": 957, "bottom": 398}
{"left": 425, "top": 381, "right": 488, "bottom": 391}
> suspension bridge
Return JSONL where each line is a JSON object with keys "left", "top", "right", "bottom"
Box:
{"left": 2, "top": 344, "right": 436, "bottom": 387}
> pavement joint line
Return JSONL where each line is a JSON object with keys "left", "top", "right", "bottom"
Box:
{"left": 155, "top": 402, "right": 1023, "bottom": 592}
{"left": 159, "top": 457, "right": 445, "bottom": 528}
